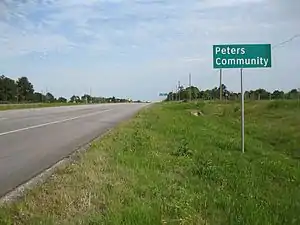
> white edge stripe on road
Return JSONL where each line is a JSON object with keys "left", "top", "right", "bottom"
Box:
{"left": 0, "top": 109, "right": 111, "bottom": 137}
{"left": 0, "top": 118, "right": 7, "bottom": 121}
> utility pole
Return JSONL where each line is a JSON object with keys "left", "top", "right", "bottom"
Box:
{"left": 219, "top": 69, "right": 222, "bottom": 101}
{"left": 41, "top": 90, "right": 44, "bottom": 103}
{"left": 189, "top": 73, "right": 192, "bottom": 101}
{"left": 46, "top": 88, "right": 48, "bottom": 103}
{"left": 16, "top": 87, "right": 19, "bottom": 104}
{"left": 89, "top": 87, "right": 92, "bottom": 104}
{"left": 4, "top": 86, "right": 7, "bottom": 102}
{"left": 178, "top": 81, "right": 181, "bottom": 101}
{"left": 298, "top": 88, "right": 300, "bottom": 106}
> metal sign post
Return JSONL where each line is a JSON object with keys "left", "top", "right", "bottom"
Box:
{"left": 213, "top": 43, "right": 272, "bottom": 153}
{"left": 189, "top": 73, "right": 192, "bottom": 101}
{"left": 240, "top": 68, "right": 245, "bottom": 153}
{"left": 220, "top": 69, "right": 223, "bottom": 101}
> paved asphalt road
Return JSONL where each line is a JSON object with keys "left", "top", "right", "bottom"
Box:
{"left": 0, "top": 103, "right": 148, "bottom": 197}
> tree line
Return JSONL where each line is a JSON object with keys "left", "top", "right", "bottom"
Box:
{"left": 0, "top": 75, "right": 136, "bottom": 104}
{"left": 166, "top": 84, "right": 300, "bottom": 101}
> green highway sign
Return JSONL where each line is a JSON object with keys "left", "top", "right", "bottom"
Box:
{"left": 213, "top": 44, "right": 272, "bottom": 69}
{"left": 159, "top": 93, "right": 168, "bottom": 97}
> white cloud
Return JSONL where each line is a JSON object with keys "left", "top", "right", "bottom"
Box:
{"left": 200, "top": 0, "right": 264, "bottom": 8}
{"left": 0, "top": 23, "right": 75, "bottom": 58}
{"left": 0, "top": 0, "right": 300, "bottom": 100}
{"left": 181, "top": 57, "right": 207, "bottom": 63}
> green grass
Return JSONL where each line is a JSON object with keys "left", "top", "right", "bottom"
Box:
{"left": 0, "top": 103, "right": 82, "bottom": 111}
{"left": 1, "top": 100, "right": 300, "bottom": 225}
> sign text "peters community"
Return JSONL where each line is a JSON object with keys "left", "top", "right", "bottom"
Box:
{"left": 213, "top": 44, "right": 272, "bottom": 69}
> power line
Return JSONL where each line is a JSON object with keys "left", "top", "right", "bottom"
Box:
{"left": 272, "top": 34, "right": 300, "bottom": 49}
{"left": 189, "top": 73, "right": 192, "bottom": 101}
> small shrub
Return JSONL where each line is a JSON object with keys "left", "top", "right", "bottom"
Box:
{"left": 233, "top": 106, "right": 240, "bottom": 113}
{"left": 267, "top": 100, "right": 300, "bottom": 110}
{"left": 171, "top": 139, "right": 193, "bottom": 157}
{"left": 194, "top": 101, "right": 205, "bottom": 109}
{"left": 267, "top": 101, "right": 281, "bottom": 109}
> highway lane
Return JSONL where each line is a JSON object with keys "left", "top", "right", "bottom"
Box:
{"left": 0, "top": 103, "right": 148, "bottom": 197}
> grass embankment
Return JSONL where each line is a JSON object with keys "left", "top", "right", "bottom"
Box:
{"left": 1, "top": 100, "right": 300, "bottom": 224}
{"left": 0, "top": 103, "right": 80, "bottom": 111}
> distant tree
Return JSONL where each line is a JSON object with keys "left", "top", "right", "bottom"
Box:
{"left": 32, "top": 92, "right": 45, "bottom": 102}
{"left": 248, "top": 90, "right": 255, "bottom": 100}
{"left": 0, "top": 75, "right": 17, "bottom": 102}
{"left": 244, "top": 91, "right": 250, "bottom": 100}
{"left": 272, "top": 90, "right": 285, "bottom": 100}
{"left": 178, "top": 85, "right": 184, "bottom": 92}
{"left": 16, "top": 76, "right": 34, "bottom": 102}
{"left": 57, "top": 97, "right": 67, "bottom": 103}
{"left": 70, "top": 95, "right": 80, "bottom": 103}
{"left": 287, "top": 89, "right": 298, "bottom": 99}
{"left": 70, "top": 95, "right": 76, "bottom": 103}
{"left": 191, "top": 86, "right": 201, "bottom": 100}
{"left": 217, "top": 84, "right": 227, "bottom": 99}
{"left": 253, "top": 88, "right": 270, "bottom": 100}
{"left": 199, "top": 90, "right": 212, "bottom": 100}
{"left": 45, "top": 92, "right": 55, "bottom": 103}
{"left": 177, "top": 86, "right": 201, "bottom": 101}
{"left": 229, "top": 92, "right": 239, "bottom": 101}
{"left": 92, "top": 97, "right": 105, "bottom": 103}
{"left": 81, "top": 94, "right": 92, "bottom": 103}
{"left": 167, "top": 92, "right": 175, "bottom": 101}
{"left": 210, "top": 87, "right": 219, "bottom": 100}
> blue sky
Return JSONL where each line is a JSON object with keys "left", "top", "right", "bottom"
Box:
{"left": 0, "top": 0, "right": 300, "bottom": 101}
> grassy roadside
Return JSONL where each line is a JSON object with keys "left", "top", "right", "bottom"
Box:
{"left": 0, "top": 103, "right": 81, "bottom": 111}
{"left": 1, "top": 100, "right": 300, "bottom": 224}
